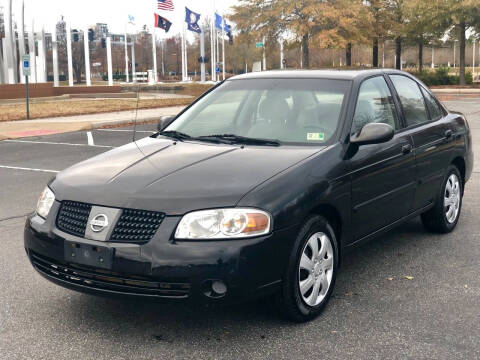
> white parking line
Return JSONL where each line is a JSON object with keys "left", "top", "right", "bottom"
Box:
{"left": 96, "top": 129, "right": 155, "bottom": 133}
{"left": 3, "top": 139, "right": 114, "bottom": 148}
{"left": 87, "top": 131, "right": 95, "bottom": 146}
{"left": 0, "top": 165, "right": 59, "bottom": 173}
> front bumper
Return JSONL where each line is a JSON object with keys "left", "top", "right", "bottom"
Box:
{"left": 24, "top": 210, "right": 299, "bottom": 304}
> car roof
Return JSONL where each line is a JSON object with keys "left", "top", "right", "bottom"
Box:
{"left": 229, "top": 69, "right": 409, "bottom": 81}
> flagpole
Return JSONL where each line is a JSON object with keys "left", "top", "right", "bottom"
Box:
{"left": 19, "top": 0, "right": 26, "bottom": 84}
{"left": 125, "top": 24, "right": 129, "bottom": 83}
{"left": 222, "top": 19, "right": 225, "bottom": 81}
{"left": 28, "top": 19, "right": 37, "bottom": 83}
{"left": 161, "top": 40, "right": 165, "bottom": 77}
{"left": 211, "top": 1, "right": 216, "bottom": 82}
{"left": 66, "top": 19, "right": 74, "bottom": 86}
{"left": 52, "top": 23, "right": 59, "bottom": 87}
{"left": 83, "top": 26, "right": 91, "bottom": 86}
{"left": 107, "top": 37, "right": 113, "bottom": 86}
{"left": 200, "top": 28, "right": 206, "bottom": 82}
{"left": 184, "top": 25, "right": 188, "bottom": 81}
{"left": 181, "top": 21, "right": 185, "bottom": 81}
{"left": 131, "top": 35, "right": 136, "bottom": 83}
{"left": 152, "top": 28, "right": 157, "bottom": 83}
{"left": 215, "top": 30, "right": 219, "bottom": 80}
{"left": 210, "top": 16, "right": 215, "bottom": 81}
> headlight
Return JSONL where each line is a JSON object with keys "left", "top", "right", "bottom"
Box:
{"left": 36, "top": 187, "right": 55, "bottom": 219}
{"left": 175, "top": 208, "right": 272, "bottom": 239}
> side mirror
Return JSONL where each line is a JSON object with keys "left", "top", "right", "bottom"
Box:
{"left": 350, "top": 123, "right": 394, "bottom": 146}
{"left": 157, "top": 115, "right": 176, "bottom": 132}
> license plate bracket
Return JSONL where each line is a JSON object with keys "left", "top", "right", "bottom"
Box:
{"left": 64, "top": 241, "right": 113, "bottom": 270}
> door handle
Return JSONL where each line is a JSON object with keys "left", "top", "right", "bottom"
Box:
{"left": 402, "top": 144, "right": 412, "bottom": 155}
{"left": 445, "top": 129, "right": 453, "bottom": 139}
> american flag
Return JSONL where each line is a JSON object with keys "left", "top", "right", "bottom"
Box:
{"left": 158, "top": 0, "right": 174, "bottom": 11}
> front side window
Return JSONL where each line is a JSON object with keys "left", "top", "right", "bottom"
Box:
{"left": 420, "top": 87, "right": 443, "bottom": 121}
{"left": 390, "top": 75, "right": 429, "bottom": 127}
{"left": 165, "top": 78, "right": 351, "bottom": 145}
{"left": 353, "top": 76, "right": 398, "bottom": 132}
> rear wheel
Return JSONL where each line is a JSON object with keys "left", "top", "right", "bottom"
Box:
{"left": 421, "top": 165, "right": 463, "bottom": 233}
{"left": 278, "top": 215, "right": 338, "bottom": 322}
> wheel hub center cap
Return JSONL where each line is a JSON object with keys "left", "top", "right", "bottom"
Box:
{"left": 314, "top": 263, "right": 322, "bottom": 277}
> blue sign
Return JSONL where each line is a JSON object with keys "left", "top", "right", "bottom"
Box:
{"left": 216, "top": 67, "right": 220, "bottom": 73}
{"left": 22, "top": 55, "right": 31, "bottom": 76}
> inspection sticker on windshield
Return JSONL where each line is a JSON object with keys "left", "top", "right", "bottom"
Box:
{"left": 307, "top": 133, "right": 325, "bottom": 141}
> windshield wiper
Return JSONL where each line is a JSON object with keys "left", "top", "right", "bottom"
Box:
{"left": 158, "top": 130, "right": 193, "bottom": 141}
{"left": 198, "top": 134, "right": 281, "bottom": 147}
{"left": 158, "top": 130, "right": 231, "bottom": 144}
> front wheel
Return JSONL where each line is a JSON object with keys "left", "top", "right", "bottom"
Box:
{"left": 421, "top": 165, "right": 463, "bottom": 233}
{"left": 278, "top": 215, "right": 338, "bottom": 322}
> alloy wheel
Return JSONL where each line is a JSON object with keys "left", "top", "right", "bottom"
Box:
{"left": 298, "top": 232, "right": 334, "bottom": 307}
{"left": 444, "top": 174, "right": 461, "bottom": 224}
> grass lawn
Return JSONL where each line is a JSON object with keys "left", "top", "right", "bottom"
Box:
{"left": 0, "top": 83, "right": 214, "bottom": 122}
{"left": 0, "top": 98, "right": 193, "bottom": 122}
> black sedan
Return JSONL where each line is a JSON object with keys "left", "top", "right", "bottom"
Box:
{"left": 25, "top": 69, "right": 473, "bottom": 322}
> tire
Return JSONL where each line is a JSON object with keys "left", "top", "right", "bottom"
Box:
{"left": 278, "top": 215, "right": 339, "bottom": 322}
{"left": 421, "top": 165, "right": 463, "bottom": 234}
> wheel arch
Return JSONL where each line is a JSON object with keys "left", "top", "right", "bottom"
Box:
{"left": 309, "top": 203, "right": 343, "bottom": 265}
{"left": 451, "top": 156, "right": 466, "bottom": 192}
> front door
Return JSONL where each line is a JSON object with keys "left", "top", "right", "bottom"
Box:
{"left": 348, "top": 76, "right": 416, "bottom": 240}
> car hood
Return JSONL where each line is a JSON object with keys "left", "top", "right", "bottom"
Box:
{"left": 51, "top": 137, "right": 323, "bottom": 214}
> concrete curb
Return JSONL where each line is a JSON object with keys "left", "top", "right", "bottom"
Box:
{"left": 88, "top": 116, "right": 160, "bottom": 129}
{"left": 432, "top": 88, "right": 480, "bottom": 93}
{"left": 0, "top": 117, "right": 162, "bottom": 141}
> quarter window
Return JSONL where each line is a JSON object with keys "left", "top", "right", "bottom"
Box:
{"left": 420, "top": 87, "right": 443, "bottom": 120}
{"left": 390, "top": 75, "right": 429, "bottom": 127}
{"left": 353, "top": 76, "right": 398, "bottom": 131}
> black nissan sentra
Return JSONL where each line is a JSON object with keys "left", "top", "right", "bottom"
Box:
{"left": 26, "top": 70, "right": 473, "bottom": 322}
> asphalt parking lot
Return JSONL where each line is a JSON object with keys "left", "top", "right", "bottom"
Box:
{"left": 1, "top": 100, "right": 479, "bottom": 360}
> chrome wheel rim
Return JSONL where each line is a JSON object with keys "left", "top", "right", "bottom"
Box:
{"left": 444, "top": 174, "right": 461, "bottom": 224}
{"left": 298, "top": 232, "right": 334, "bottom": 307}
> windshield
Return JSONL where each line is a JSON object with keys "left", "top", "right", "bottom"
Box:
{"left": 164, "top": 78, "right": 351, "bottom": 145}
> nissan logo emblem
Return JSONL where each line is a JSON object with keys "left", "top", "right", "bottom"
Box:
{"left": 90, "top": 214, "right": 109, "bottom": 233}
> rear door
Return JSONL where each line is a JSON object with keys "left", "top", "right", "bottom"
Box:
{"left": 388, "top": 75, "right": 453, "bottom": 211}
{"left": 349, "top": 76, "right": 416, "bottom": 239}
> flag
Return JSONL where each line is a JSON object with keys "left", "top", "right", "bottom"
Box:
{"left": 185, "top": 7, "right": 201, "bottom": 34}
{"left": 128, "top": 15, "right": 135, "bottom": 25}
{"left": 215, "top": 13, "right": 223, "bottom": 31}
{"left": 224, "top": 21, "right": 233, "bottom": 44}
{"left": 158, "top": 0, "right": 174, "bottom": 11}
{"left": 154, "top": 13, "right": 172, "bottom": 33}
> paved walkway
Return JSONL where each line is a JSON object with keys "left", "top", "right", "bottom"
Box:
{"left": 0, "top": 106, "right": 186, "bottom": 140}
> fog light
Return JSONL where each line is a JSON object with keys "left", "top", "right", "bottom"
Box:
{"left": 212, "top": 280, "right": 227, "bottom": 295}
{"left": 202, "top": 280, "right": 228, "bottom": 299}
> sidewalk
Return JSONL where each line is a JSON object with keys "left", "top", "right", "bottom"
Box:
{"left": 0, "top": 106, "right": 186, "bottom": 140}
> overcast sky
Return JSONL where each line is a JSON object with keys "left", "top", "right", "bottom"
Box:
{"left": 10, "top": 0, "right": 239, "bottom": 35}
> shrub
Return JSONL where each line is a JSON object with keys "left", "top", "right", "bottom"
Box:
{"left": 412, "top": 66, "right": 473, "bottom": 86}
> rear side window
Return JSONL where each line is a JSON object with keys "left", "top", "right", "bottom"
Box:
{"left": 353, "top": 76, "right": 398, "bottom": 131}
{"left": 390, "top": 75, "right": 429, "bottom": 127}
{"left": 420, "top": 87, "right": 443, "bottom": 121}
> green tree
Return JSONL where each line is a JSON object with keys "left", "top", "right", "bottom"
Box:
{"left": 445, "top": 0, "right": 480, "bottom": 84}
{"left": 363, "top": 0, "right": 395, "bottom": 67}
{"left": 404, "top": 0, "right": 449, "bottom": 72}
{"left": 230, "top": 0, "right": 345, "bottom": 68}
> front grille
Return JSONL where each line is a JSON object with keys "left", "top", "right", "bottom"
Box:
{"left": 56, "top": 201, "right": 92, "bottom": 237}
{"left": 56, "top": 201, "right": 165, "bottom": 244}
{"left": 110, "top": 209, "right": 165, "bottom": 243}
{"left": 30, "top": 252, "right": 190, "bottom": 298}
